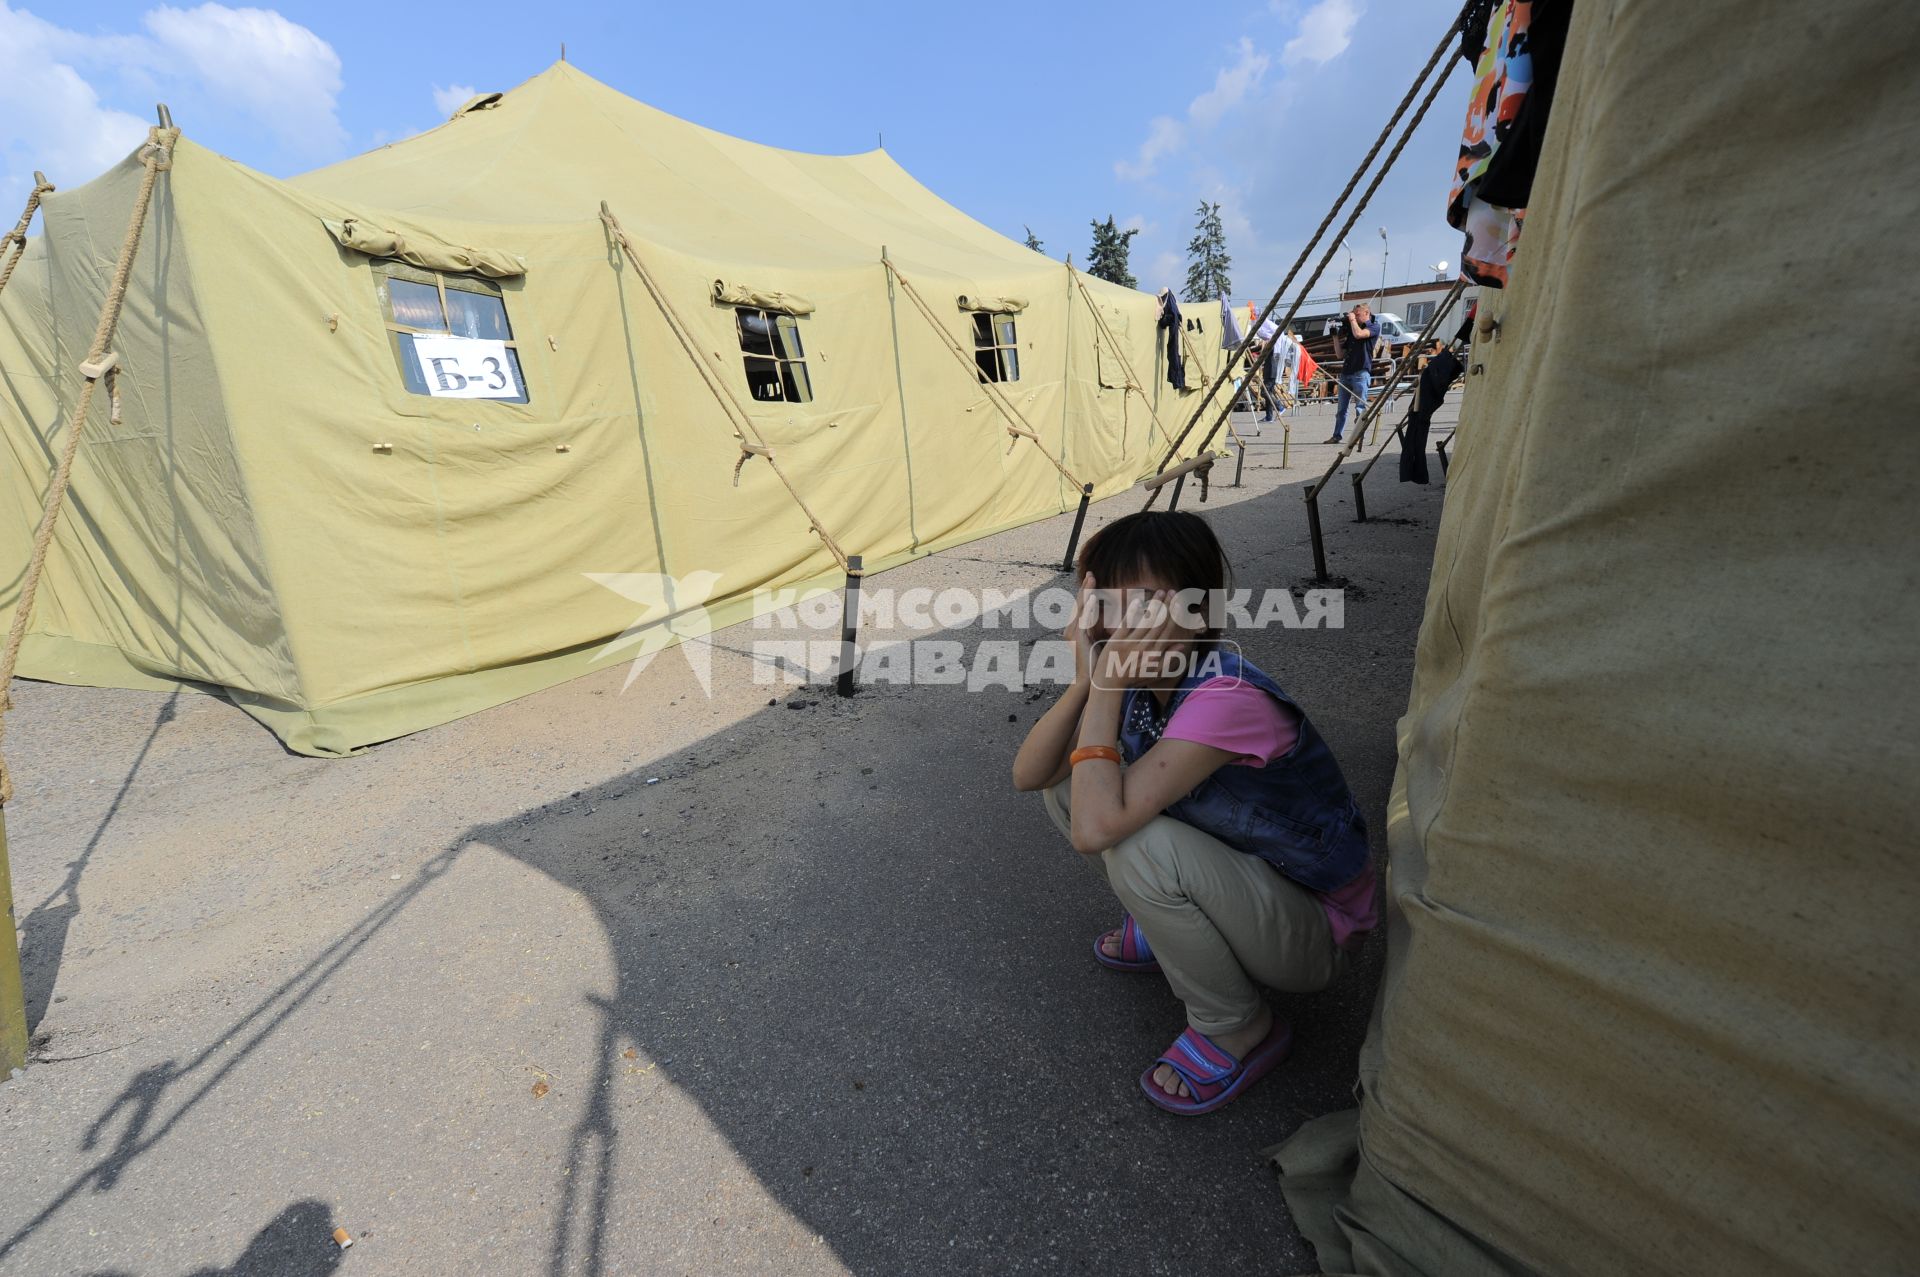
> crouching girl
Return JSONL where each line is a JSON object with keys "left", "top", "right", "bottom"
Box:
{"left": 1011, "top": 511, "right": 1377, "bottom": 1115}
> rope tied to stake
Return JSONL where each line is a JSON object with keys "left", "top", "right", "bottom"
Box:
{"left": 0, "top": 129, "right": 175, "bottom": 805}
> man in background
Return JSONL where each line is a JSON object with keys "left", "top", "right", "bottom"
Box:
{"left": 1328, "top": 302, "right": 1378, "bottom": 445}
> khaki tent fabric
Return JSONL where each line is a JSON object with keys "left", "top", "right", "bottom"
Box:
{"left": 0, "top": 63, "right": 1228, "bottom": 755}
{"left": 1276, "top": 1, "right": 1920, "bottom": 1273}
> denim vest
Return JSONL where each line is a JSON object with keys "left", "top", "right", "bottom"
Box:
{"left": 1117, "top": 648, "right": 1370, "bottom": 893}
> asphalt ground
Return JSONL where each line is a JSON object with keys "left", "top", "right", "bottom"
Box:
{"left": 0, "top": 392, "right": 1458, "bottom": 1276}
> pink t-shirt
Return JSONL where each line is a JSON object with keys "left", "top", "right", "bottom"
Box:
{"left": 1160, "top": 678, "right": 1380, "bottom": 949}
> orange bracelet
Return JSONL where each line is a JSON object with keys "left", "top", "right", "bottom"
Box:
{"left": 1070, "top": 745, "right": 1124, "bottom": 767}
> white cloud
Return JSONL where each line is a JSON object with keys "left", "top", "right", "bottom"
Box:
{"left": 1283, "top": 0, "right": 1362, "bottom": 67}
{"left": 1121, "top": 214, "right": 1150, "bottom": 235}
{"left": 0, "top": 7, "right": 148, "bottom": 204}
{"left": 1117, "top": 36, "right": 1272, "bottom": 182}
{"left": 1115, "top": 115, "right": 1183, "bottom": 181}
{"left": 1189, "top": 38, "right": 1271, "bottom": 128}
{"left": 143, "top": 5, "right": 343, "bottom": 149}
{"left": 432, "top": 83, "right": 476, "bottom": 118}
{"left": 0, "top": 2, "right": 341, "bottom": 204}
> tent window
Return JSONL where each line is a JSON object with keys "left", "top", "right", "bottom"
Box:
{"left": 735, "top": 307, "right": 812, "bottom": 403}
{"left": 374, "top": 261, "right": 529, "bottom": 404}
{"left": 972, "top": 312, "right": 1020, "bottom": 383}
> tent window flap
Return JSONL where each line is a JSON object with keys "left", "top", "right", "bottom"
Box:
{"left": 956, "top": 294, "right": 1028, "bottom": 314}
{"left": 326, "top": 217, "right": 525, "bottom": 280}
{"left": 713, "top": 280, "right": 814, "bottom": 316}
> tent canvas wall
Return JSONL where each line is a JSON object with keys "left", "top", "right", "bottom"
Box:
{"left": 1274, "top": 0, "right": 1919, "bottom": 1272}
{"left": 0, "top": 63, "right": 1228, "bottom": 755}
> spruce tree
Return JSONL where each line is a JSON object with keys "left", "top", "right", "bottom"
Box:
{"left": 1023, "top": 225, "right": 1045, "bottom": 254}
{"left": 1183, "top": 201, "right": 1232, "bottom": 302}
{"left": 1086, "top": 216, "right": 1139, "bottom": 289}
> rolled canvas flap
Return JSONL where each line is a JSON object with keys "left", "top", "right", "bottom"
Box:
{"left": 711, "top": 280, "right": 814, "bottom": 315}
{"left": 956, "top": 294, "right": 1028, "bottom": 313}
{"left": 323, "top": 217, "right": 526, "bottom": 279}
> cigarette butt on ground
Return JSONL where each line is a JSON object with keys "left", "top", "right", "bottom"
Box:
{"left": 333, "top": 1227, "right": 354, "bottom": 1249}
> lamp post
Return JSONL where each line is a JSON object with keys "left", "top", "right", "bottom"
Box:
{"left": 1377, "top": 226, "right": 1389, "bottom": 305}
{"left": 1340, "top": 238, "right": 1354, "bottom": 304}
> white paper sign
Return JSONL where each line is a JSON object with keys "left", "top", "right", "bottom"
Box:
{"left": 411, "top": 335, "right": 522, "bottom": 399}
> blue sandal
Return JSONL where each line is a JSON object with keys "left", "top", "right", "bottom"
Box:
{"left": 1093, "top": 914, "right": 1161, "bottom": 972}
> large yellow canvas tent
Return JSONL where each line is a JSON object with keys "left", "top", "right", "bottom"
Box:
{"left": 0, "top": 63, "right": 1226, "bottom": 755}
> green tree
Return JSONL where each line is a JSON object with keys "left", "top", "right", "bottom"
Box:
{"left": 1022, "top": 225, "right": 1045, "bottom": 254}
{"left": 1086, "top": 216, "right": 1139, "bottom": 288}
{"left": 1183, "top": 201, "right": 1232, "bottom": 302}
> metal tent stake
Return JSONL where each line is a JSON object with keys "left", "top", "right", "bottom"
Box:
{"left": 1233, "top": 440, "right": 1246, "bottom": 487}
{"left": 836, "top": 555, "right": 864, "bottom": 698}
{"left": 1305, "top": 488, "right": 1329, "bottom": 582}
{"left": 1060, "top": 483, "right": 1093, "bottom": 573}
{"left": 1351, "top": 470, "right": 1368, "bottom": 521}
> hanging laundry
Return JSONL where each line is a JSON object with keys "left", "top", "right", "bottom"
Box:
{"left": 1295, "top": 342, "right": 1319, "bottom": 389}
{"left": 1219, "top": 296, "right": 1243, "bottom": 349}
{"left": 1156, "top": 290, "right": 1186, "bottom": 391}
{"left": 1399, "top": 347, "right": 1463, "bottom": 485}
{"left": 1277, "top": 334, "right": 1301, "bottom": 397}
{"left": 1446, "top": 1, "right": 1574, "bottom": 287}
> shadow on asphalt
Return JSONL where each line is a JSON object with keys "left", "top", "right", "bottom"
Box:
{"left": 4, "top": 456, "right": 1447, "bottom": 1275}
{"left": 17, "top": 693, "right": 180, "bottom": 1042}
{"left": 80, "top": 1198, "right": 346, "bottom": 1276}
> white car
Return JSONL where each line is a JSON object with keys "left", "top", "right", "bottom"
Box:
{"left": 1373, "top": 312, "right": 1420, "bottom": 348}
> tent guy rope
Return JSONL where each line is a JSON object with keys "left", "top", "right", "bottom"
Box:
{"left": 0, "top": 174, "right": 54, "bottom": 301}
{"left": 598, "top": 201, "right": 854, "bottom": 571}
{"left": 0, "top": 124, "right": 173, "bottom": 1075}
{"left": 0, "top": 129, "right": 176, "bottom": 808}
{"left": 1068, "top": 265, "right": 1191, "bottom": 462}
{"left": 880, "top": 258, "right": 1084, "bottom": 490}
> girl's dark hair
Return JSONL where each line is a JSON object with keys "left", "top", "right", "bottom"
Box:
{"left": 1076, "top": 510, "right": 1232, "bottom": 638}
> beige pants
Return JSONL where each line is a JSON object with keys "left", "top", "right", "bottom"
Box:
{"left": 1044, "top": 780, "right": 1345, "bottom": 1038}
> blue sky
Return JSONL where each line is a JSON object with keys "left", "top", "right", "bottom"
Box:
{"left": 0, "top": 1, "right": 1470, "bottom": 306}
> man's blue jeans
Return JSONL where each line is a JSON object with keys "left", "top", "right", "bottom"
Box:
{"left": 1333, "top": 369, "right": 1371, "bottom": 441}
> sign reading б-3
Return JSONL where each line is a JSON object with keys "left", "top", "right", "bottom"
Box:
{"left": 411, "top": 334, "right": 522, "bottom": 399}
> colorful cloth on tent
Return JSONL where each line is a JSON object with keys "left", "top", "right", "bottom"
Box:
{"left": 1448, "top": 0, "right": 1535, "bottom": 286}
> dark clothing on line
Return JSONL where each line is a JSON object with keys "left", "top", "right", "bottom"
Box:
{"left": 1157, "top": 292, "right": 1186, "bottom": 391}
{"left": 1400, "top": 349, "right": 1463, "bottom": 485}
